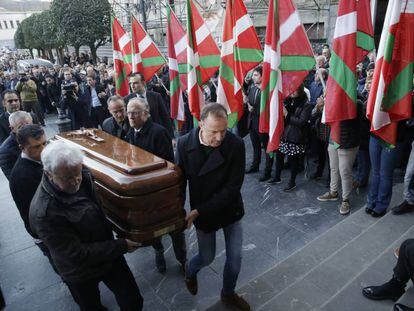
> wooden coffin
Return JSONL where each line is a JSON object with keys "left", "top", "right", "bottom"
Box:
{"left": 55, "top": 129, "right": 186, "bottom": 245}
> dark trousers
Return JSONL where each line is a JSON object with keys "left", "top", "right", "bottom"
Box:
{"left": 65, "top": 257, "right": 143, "bottom": 311}
{"left": 90, "top": 106, "right": 106, "bottom": 129}
{"left": 275, "top": 151, "right": 301, "bottom": 183}
{"left": 249, "top": 128, "right": 273, "bottom": 173}
{"left": 394, "top": 239, "right": 414, "bottom": 284}
{"left": 153, "top": 231, "right": 187, "bottom": 263}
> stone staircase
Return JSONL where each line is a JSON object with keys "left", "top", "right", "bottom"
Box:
{"left": 206, "top": 183, "right": 414, "bottom": 311}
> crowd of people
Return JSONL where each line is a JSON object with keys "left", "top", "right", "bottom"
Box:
{"left": 0, "top": 44, "right": 414, "bottom": 311}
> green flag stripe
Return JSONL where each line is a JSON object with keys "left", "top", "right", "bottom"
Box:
{"left": 234, "top": 48, "right": 264, "bottom": 63}
{"left": 382, "top": 62, "right": 414, "bottom": 110}
{"left": 116, "top": 67, "right": 127, "bottom": 89}
{"left": 227, "top": 112, "right": 238, "bottom": 128}
{"left": 199, "top": 55, "right": 220, "bottom": 69}
{"left": 329, "top": 50, "right": 357, "bottom": 103}
{"left": 219, "top": 62, "right": 235, "bottom": 86}
{"left": 123, "top": 54, "right": 132, "bottom": 64}
{"left": 356, "top": 31, "right": 375, "bottom": 52}
{"left": 142, "top": 56, "right": 166, "bottom": 67}
{"left": 170, "top": 75, "right": 181, "bottom": 95}
{"left": 280, "top": 55, "right": 315, "bottom": 72}
{"left": 384, "top": 33, "right": 395, "bottom": 63}
{"left": 260, "top": 70, "right": 278, "bottom": 113}
{"left": 178, "top": 63, "right": 189, "bottom": 74}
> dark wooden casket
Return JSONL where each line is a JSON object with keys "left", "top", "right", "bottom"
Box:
{"left": 55, "top": 129, "right": 186, "bottom": 245}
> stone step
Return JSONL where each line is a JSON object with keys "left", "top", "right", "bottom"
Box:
{"left": 320, "top": 226, "right": 414, "bottom": 311}
{"left": 205, "top": 184, "right": 411, "bottom": 310}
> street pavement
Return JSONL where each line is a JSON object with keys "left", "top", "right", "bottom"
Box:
{"left": 0, "top": 113, "right": 395, "bottom": 310}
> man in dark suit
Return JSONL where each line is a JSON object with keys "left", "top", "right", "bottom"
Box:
{"left": 176, "top": 103, "right": 250, "bottom": 310}
{"left": 8, "top": 124, "right": 58, "bottom": 272}
{"left": 0, "top": 90, "right": 21, "bottom": 144}
{"left": 126, "top": 97, "right": 187, "bottom": 273}
{"left": 0, "top": 111, "right": 33, "bottom": 180}
{"left": 124, "top": 72, "right": 174, "bottom": 139}
{"left": 85, "top": 75, "right": 108, "bottom": 128}
{"left": 244, "top": 66, "right": 272, "bottom": 182}
{"left": 102, "top": 95, "right": 130, "bottom": 139}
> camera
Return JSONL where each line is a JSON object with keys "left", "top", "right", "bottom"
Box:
{"left": 61, "top": 81, "right": 77, "bottom": 96}
{"left": 19, "top": 73, "right": 28, "bottom": 83}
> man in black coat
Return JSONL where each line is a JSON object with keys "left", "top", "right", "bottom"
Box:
{"left": 124, "top": 72, "right": 174, "bottom": 139}
{"left": 244, "top": 66, "right": 273, "bottom": 182}
{"left": 84, "top": 75, "right": 108, "bottom": 128}
{"left": 0, "top": 111, "right": 33, "bottom": 180}
{"left": 126, "top": 98, "right": 187, "bottom": 272}
{"left": 45, "top": 74, "right": 61, "bottom": 109}
{"left": 8, "top": 124, "right": 58, "bottom": 272}
{"left": 177, "top": 103, "right": 250, "bottom": 310}
{"left": 102, "top": 95, "right": 130, "bottom": 139}
{"left": 0, "top": 90, "right": 21, "bottom": 144}
{"left": 29, "top": 141, "right": 143, "bottom": 310}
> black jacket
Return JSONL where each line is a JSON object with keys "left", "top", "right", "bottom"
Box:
{"left": 124, "top": 91, "right": 174, "bottom": 139}
{"left": 337, "top": 101, "right": 363, "bottom": 149}
{"left": 102, "top": 116, "right": 130, "bottom": 140}
{"left": 176, "top": 128, "right": 245, "bottom": 232}
{"left": 0, "top": 112, "right": 10, "bottom": 144}
{"left": 29, "top": 169, "right": 128, "bottom": 283}
{"left": 247, "top": 84, "right": 261, "bottom": 132}
{"left": 46, "top": 83, "right": 61, "bottom": 105}
{"left": 282, "top": 97, "right": 312, "bottom": 145}
{"left": 0, "top": 132, "right": 20, "bottom": 180}
{"left": 126, "top": 119, "right": 174, "bottom": 162}
{"left": 9, "top": 156, "right": 43, "bottom": 238}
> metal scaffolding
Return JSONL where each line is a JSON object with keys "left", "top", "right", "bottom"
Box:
{"left": 111, "top": 0, "right": 333, "bottom": 47}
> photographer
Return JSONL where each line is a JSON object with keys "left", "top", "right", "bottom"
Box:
{"left": 59, "top": 80, "right": 89, "bottom": 130}
{"left": 15, "top": 72, "right": 45, "bottom": 126}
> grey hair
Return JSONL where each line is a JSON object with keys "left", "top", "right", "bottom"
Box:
{"left": 128, "top": 97, "right": 150, "bottom": 114}
{"left": 316, "top": 55, "right": 326, "bottom": 63}
{"left": 9, "top": 111, "right": 32, "bottom": 127}
{"left": 107, "top": 95, "right": 125, "bottom": 107}
{"left": 41, "top": 141, "right": 84, "bottom": 174}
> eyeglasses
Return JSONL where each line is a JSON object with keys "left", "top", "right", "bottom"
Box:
{"left": 127, "top": 111, "right": 144, "bottom": 117}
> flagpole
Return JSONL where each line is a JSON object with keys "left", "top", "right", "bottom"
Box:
{"left": 209, "top": 77, "right": 218, "bottom": 90}
{"left": 155, "top": 73, "right": 169, "bottom": 93}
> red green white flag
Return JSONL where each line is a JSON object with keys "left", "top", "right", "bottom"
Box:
{"left": 111, "top": 16, "right": 133, "bottom": 97}
{"left": 131, "top": 15, "right": 166, "bottom": 82}
{"left": 367, "top": 0, "right": 414, "bottom": 147}
{"left": 167, "top": 5, "right": 187, "bottom": 122}
{"left": 216, "top": 0, "right": 263, "bottom": 128}
{"left": 324, "top": 0, "right": 374, "bottom": 143}
{"left": 259, "top": 0, "right": 315, "bottom": 152}
{"left": 186, "top": 0, "right": 220, "bottom": 121}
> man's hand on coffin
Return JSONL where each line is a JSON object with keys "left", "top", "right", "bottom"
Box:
{"left": 125, "top": 239, "right": 141, "bottom": 252}
{"left": 185, "top": 209, "right": 199, "bottom": 229}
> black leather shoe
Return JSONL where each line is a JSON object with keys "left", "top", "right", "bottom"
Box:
{"left": 362, "top": 278, "right": 405, "bottom": 301}
{"left": 155, "top": 251, "right": 166, "bottom": 273}
{"left": 245, "top": 165, "right": 259, "bottom": 174}
{"left": 268, "top": 177, "right": 281, "bottom": 184}
{"left": 394, "top": 303, "right": 414, "bottom": 311}
{"left": 184, "top": 264, "right": 198, "bottom": 295}
{"left": 392, "top": 201, "right": 414, "bottom": 215}
{"left": 283, "top": 182, "right": 296, "bottom": 192}
{"left": 259, "top": 173, "right": 271, "bottom": 182}
{"left": 372, "top": 210, "right": 387, "bottom": 218}
{"left": 365, "top": 207, "right": 373, "bottom": 214}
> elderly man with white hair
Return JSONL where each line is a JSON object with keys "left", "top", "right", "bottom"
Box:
{"left": 29, "top": 141, "right": 144, "bottom": 310}
{"left": 0, "top": 111, "right": 32, "bottom": 180}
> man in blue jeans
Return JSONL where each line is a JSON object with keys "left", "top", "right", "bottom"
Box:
{"left": 176, "top": 103, "right": 250, "bottom": 310}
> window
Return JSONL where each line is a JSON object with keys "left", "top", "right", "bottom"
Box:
{"left": 10, "top": 20, "right": 14, "bottom": 28}
{"left": 16, "top": 20, "right": 20, "bottom": 26}
{"left": 3, "top": 21, "right": 8, "bottom": 29}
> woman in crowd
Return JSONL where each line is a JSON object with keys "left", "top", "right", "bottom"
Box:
{"left": 269, "top": 84, "right": 312, "bottom": 192}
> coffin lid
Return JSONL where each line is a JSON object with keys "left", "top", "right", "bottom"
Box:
{"left": 54, "top": 130, "right": 181, "bottom": 196}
